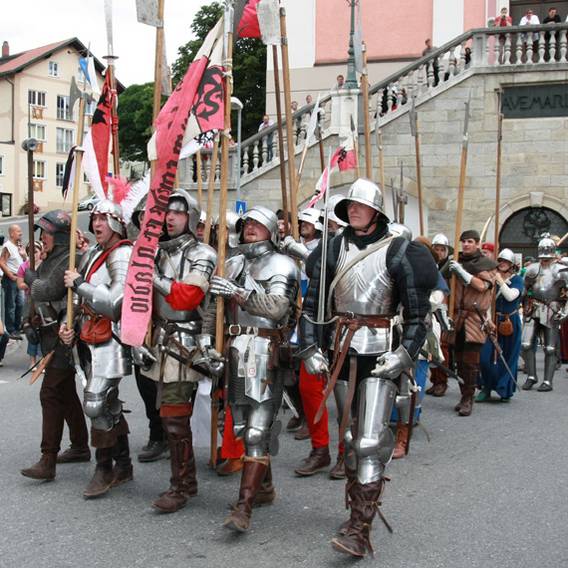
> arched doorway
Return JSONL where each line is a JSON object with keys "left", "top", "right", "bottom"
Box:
{"left": 500, "top": 206, "right": 568, "bottom": 259}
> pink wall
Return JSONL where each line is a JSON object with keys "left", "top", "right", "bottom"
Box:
{"left": 464, "top": 0, "right": 487, "bottom": 32}
{"left": 315, "top": 0, "right": 434, "bottom": 63}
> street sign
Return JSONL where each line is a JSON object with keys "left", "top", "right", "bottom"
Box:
{"left": 235, "top": 200, "right": 247, "bottom": 216}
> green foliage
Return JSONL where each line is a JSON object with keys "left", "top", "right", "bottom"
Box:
{"left": 172, "top": 1, "right": 266, "bottom": 140}
{"left": 117, "top": 82, "right": 155, "bottom": 162}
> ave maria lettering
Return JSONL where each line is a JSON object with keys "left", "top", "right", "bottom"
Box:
{"left": 502, "top": 84, "right": 568, "bottom": 119}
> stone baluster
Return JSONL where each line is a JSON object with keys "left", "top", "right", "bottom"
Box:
{"left": 205, "top": 155, "right": 212, "bottom": 182}
{"left": 560, "top": 30, "right": 568, "bottom": 63}
{"left": 242, "top": 146, "right": 250, "bottom": 174}
{"left": 526, "top": 36, "right": 534, "bottom": 64}
{"left": 515, "top": 31, "right": 523, "bottom": 64}
{"left": 458, "top": 43, "right": 467, "bottom": 73}
{"left": 426, "top": 61, "right": 434, "bottom": 88}
{"left": 252, "top": 140, "right": 260, "bottom": 171}
{"left": 549, "top": 30, "right": 557, "bottom": 62}
{"left": 448, "top": 47, "right": 456, "bottom": 79}
{"left": 272, "top": 135, "right": 278, "bottom": 160}
{"left": 386, "top": 86, "right": 394, "bottom": 113}
{"left": 261, "top": 136, "right": 268, "bottom": 165}
{"left": 504, "top": 33, "right": 512, "bottom": 65}
{"left": 494, "top": 32, "right": 501, "bottom": 65}
{"left": 215, "top": 151, "right": 221, "bottom": 180}
{"left": 538, "top": 31, "right": 546, "bottom": 63}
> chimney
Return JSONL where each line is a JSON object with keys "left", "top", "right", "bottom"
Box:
{"left": 2, "top": 41, "right": 9, "bottom": 58}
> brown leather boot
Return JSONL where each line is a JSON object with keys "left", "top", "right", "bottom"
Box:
{"left": 111, "top": 434, "right": 133, "bottom": 487}
{"left": 457, "top": 365, "right": 477, "bottom": 417}
{"left": 21, "top": 453, "right": 56, "bottom": 481}
{"left": 294, "top": 447, "right": 331, "bottom": 476}
{"left": 431, "top": 382, "right": 448, "bottom": 397}
{"left": 152, "top": 416, "right": 197, "bottom": 513}
{"left": 216, "top": 457, "right": 243, "bottom": 477}
{"left": 223, "top": 459, "right": 268, "bottom": 532}
{"left": 392, "top": 423, "right": 410, "bottom": 460}
{"left": 293, "top": 422, "right": 310, "bottom": 440}
{"left": 83, "top": 448, "right": 114, "bottom": 499}
{"left": 329, "top": 453, "right": 346, "bottom": 480}
{"left": 253, "top": 462, "right": 276, "bottom": 507}
{"left": 458, "top": 394, "right": 474, "bottom": 416}
{"left": 331, "top": 479, "right": 385, "bottom": 558}
{"left": 57, "top": 447, "right": 91, "bottom": 464}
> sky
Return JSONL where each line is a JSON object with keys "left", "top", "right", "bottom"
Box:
{"left": 2, "top": 0, "right": 211, "bottom": 87}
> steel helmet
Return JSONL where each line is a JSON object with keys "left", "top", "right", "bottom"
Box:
{"left": 431, "top": 232, "right": 454, "bottom": 254}
{"left": 298, "top": 207, "right": 324, "bottom": 232}
{"left": 334, "top": 178, "right": 388, "bottom": 224}
{"left": 537, "top": 235, "right": 556, "bottom": 259}
{"left": 89, "top": 199, "right": 126, "bottom": 237}
{"left": 326, "top": 194, "right": 348, "bottom": 227}
{"left": 497, "top": 248, "right": 516, "bottom": 264}
{"left": 35, "top": 209, "right": 71, "bottom": 245}
{"left": 236, "top": 205, "right": 278, "bottom": 246}
{"left": 167, "top": 189, "right": 201, "bottom": 237}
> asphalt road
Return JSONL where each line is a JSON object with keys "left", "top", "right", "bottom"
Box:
{"left": 1, "top": 345, "right": 567, "bottom": 568}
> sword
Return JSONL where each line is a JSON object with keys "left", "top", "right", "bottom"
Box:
{"left": 419, "top": 350, "right": 465, "bottom": 386}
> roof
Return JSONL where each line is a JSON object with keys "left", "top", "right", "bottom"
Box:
{"left": 0, "top": 37, "right": 124, "bottom": 92}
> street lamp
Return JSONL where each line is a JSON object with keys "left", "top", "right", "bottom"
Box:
{"left": 21, "top": 137, "right": 38, "bottom": 270}
{"left": 345, "top": 0, "right": 359, "bottom": 89}
{"left": 231, "top": 96, "right": 244, "bottom": 202}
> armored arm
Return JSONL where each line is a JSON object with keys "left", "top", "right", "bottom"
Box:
{"left": 243, "top": 271, "right": 299, "bottom": 321}
{"left": 29, "top": 255, "right": 68, "bottom": 303}
{"left": 387, "top": 238, "right": 439, "bottom": 359}
{"left": 75, "top": 245, "right": 131, "bottom": 321}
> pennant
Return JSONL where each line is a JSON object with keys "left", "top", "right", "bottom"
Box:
{"left": 353, "top": 1, "right": 364, "bottom": 74}
{"left": 136, "top": 0, "right": 162, "bottom": 27}
{"left": 121, "top": 20, "right": 226, "bottom": 347}
{"left": 61, "top": 146, "right": 76, "bottom": 199}
{"left": 179, "top": 130, "right": 217, "bottom": 160}
{"left": 257, "top": 0, "right": 281, "bottom": 45}
{"left": 161, "top": 37, "right": 172, "bottom": 97}
{"left": 237, "top": 0, "right": 261, "bottom": 39}
{"left": 304, "top": 93, "right": 321, "bottom": 146}
{"left": 82, "top": 72, "right": 114, "bottom": 200}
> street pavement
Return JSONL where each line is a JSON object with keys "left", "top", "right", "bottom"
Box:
{"left": 1, "top": 344, "right": 567, "bottom": 568}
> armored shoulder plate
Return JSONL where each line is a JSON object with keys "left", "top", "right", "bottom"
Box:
{"left": 225, "top": 254, "right": 246, "bottom": 281}
{"left": 183, "top": 241, "right": 217, "bottom": 281}
{"left": 247, "top": 252, "right": 300, "bottom": 297}
{"left": 524, "top": 262, "right": 540, "bottom": 281}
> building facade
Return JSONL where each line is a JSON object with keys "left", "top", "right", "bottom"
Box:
{"left": 0, "top": 38, "right": 109, "bottom": 217}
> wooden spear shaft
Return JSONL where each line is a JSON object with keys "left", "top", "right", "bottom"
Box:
{"left": 66, "top": 96, "right": 87, "bottom": 324}
{"left": 196, "top": 150, "right": 203, "bottom": 206}
{"left": 361, "top": 43, "right": 372, "bottom": 179}
{"left": 493, "top": 93, "right": 503, "bottom": 254}
{"left": 279, "top": 7, "right": 299, "bottom": 240}
{"left": 152, "top": 0, "right": 165, "bottom": 124}
{"left": 413, "top": 116, "right": 425, "bottom": 235}
{"left": 272, "top": 45, "right": 289, "bottom": 232}
{"left": 105, "top": 60, "right": 121, "bottom": 175}
{"left": 203, "top": 136, "right": 220, "bottom": 245}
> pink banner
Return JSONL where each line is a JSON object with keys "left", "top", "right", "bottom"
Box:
{"left": 120, "top": 57, "right": 209, "bottom": 346}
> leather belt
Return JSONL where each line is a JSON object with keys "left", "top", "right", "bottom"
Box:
{"left": 226, "top": 324, "right": 285, "bottom": 340}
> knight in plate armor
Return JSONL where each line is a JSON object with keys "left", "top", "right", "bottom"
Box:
{"left": 521, "top": 235, "right": 568, "bottom": 392}
{"left": 20, "top": 210, "right": 90, "bottom": 482}
{"left": 299, "top": 178, "right": 438, "bottom": 558}
{"left": 144, "top": 189, "right": 217, "bottom": 513}
{"left": 61, "top": 195, "right": 135, "bottom": 499}
{"left": 209, "top": 205, "right": 300, "bottom": 533}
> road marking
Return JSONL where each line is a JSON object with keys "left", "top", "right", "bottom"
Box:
{"left": 0, "top": 380, "right": 9, "bottom": 384}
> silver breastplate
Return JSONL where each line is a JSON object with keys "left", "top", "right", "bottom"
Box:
{"left": 531, "top": 265, "right": 565, "bottom": 303}
{"left": 332, "top": 238, "right": 395, "bottom": 355}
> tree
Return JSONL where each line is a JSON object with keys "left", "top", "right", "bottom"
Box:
{"left": 172, "top": 2, "right": 266, "bottom": 140}
{"left": 117, "top": 82, "right": 155, "bottom": 162}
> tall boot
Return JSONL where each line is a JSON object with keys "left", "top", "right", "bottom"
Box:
{"left": 458, "top": 365, "right": 477, "bottom": 417}
{"left": 331, "top": 479, "right": 386, "bottom": 558}
{"left": 337, "top": 460, "right": 357, "bottom": 535}
{"left": 253, "top": 462, "right": 276, "bottom": 507}
{"left": 223, "top": 458, "right": 268, "bottom": 532}
{"left": 83, "top": 447, "right": 114, "bottom": 499}
{"left": 112, "top": 434, "right": 133, "bottom": 487}
{"left": 152, "top": 415, "right": 197, "bottom": 513}
{"left": 521, "top": 349, "right": 538, "bottom": 390}
{"left": 392, "top": 422, "right": 410, "bottom": 459}
{"left": 21, "top": 453, "right": 57, "bottom": 481}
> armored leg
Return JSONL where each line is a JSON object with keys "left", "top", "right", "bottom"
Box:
{"left": 521, "top": 319, "right": 538, "bottom": 390}
{"left": 539, "top": 326, "right": 559, "bottom": 392}
{"left": 329, "top": 380, "right": 350, "bottom": 479}
{"left": 455, "top": 350, "right": 479, "bottom": 417}
{"left": 393, "top": 373, "right": 412, "bottom": 459}
{"left": 111, "top": 416, "right": 133, "bottom": 487}
{"left": 83, "top": 376, "right": 123, "bottom": 432}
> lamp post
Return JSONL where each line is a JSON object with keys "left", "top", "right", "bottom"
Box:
{"left": 231, "top": 96, "right": 243, "bottom": 202}
{"left": 21, "top": 137, "right": 38, "bottom": 270}
{"left": 345, "top": 0, "right": 359, "bottom": 89}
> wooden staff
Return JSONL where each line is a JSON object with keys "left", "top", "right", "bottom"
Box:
{"left": 152, "top": 0, "right": 165, "bottom": 124}
{"left": 493, "top": 90, "right": 503, "bottom": 255}
{"left": 272, "top": 45, "right": 288, "bottom": 232}
{"left": 350, "top": 114, "right": 360, "bottom": 179}
{"left": 449, "top": 94, "right": 472, "bottom": 320}
{"left": 203, "top": 136, "right": 220, "bottom": 245}
{"left": 409, "top": 96, "right": 424, "bottom": 235}
{"left": 361, "top": 42, "right": 372, "bottom": 179}
{"left": 196, "top": 150, "right": 203, "bottom": 206}
{"left": 106, "top": 61, "right": 121, "bottom": 175}
{"left": 26, "top": 146, "right": 35, "bottom": 271}
{"left": 279, "top": 7, "right": 299, "bottom": 240}
{"left": 212, "top": 3, "right": 235, "bottom": 468}
{"left": 375, "top": 104, "right": 385, "bottom": 191}
{"left": 66, "top": 96, "right": 87, "bottom": 324}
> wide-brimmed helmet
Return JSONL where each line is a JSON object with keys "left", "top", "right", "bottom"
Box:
{"left": 236, "top": 205, "right": 278, "bottom": 245}
{"left": 334, "top": 178, "right": 388, "bottom": 225}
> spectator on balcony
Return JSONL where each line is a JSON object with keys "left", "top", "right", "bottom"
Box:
{"left": 258, "top": 114, "right": 274, "bottom": 162}
{"left": 519, "top": 9, "right": 540, "bottom": 51}
{"left": 496, "top": 7, "right": 513, "bottom": 27}
{"left": 544, "top": 7, "right": 561, "bottom": 60}
{"left": 334, "top": 74, "right": 345, "bottom": 90}
{"left": 422, "top": 38, "right": 440, "bottom": 87}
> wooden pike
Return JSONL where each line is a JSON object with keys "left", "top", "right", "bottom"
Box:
{"left": 409, "top": 96, "right": 424, "bottom": 235}
{"left": 196, "top": 150, "right": 203, "bottom": 206}
{"left": 361, "top": 42, "right": 372, "bottom": 179}
{"left": 203, "top": 136, "right": 220, "bottom": 245}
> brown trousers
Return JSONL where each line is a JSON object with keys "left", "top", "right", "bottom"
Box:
{"left": 40, "top": 366, "right": 89, "bottom": 455}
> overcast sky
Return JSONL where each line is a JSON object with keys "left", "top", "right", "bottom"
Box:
{"left": 2, "top": 0, "right": 211, "bottom": 86}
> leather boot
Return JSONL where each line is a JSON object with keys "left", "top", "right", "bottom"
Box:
{"left": 21, "top": 453, "right": 56, "bottom": 481}
{"left": 253, "top": 462, "right": 276, "bottom": 507}
{"left": 216, "top": 457, "right": 243, "bottom": 477}
{"left": 223, "top": 459, "right": 268, "bottom": 532}
{"left": 337, "top": 462, "right": 357, "bottom": 535}
{"left": 57, "top": 446, "right": 91, "bottom": 464}
{"left": 431, "top": 382, "right": 448, "bottom": 397}
{"left": 137, "top": 440, "right": 169, "bottom": 463}
{"left": 331, "top": 479, "right": 385, "bottom": 558}
{"left": 152, "top": 416, "right": 197, "bottom": 513}
{"left": 294, "top": 446, "right": 331, "bottom": 476}
{"left": 458, "top": 366, "right": 476, "bottom": 417}
{"left": 112, "top": 434, "right": 133, "bottom": 487}
{"left": 293, "top": 422, "right": 310, "bottom": 441}
{"left": 329, "top": 453, "right": 346, "bottom": 480}
{"left": 392, "top": 423, "right": 410, "bottom": 459}
{"left": 83, "top": 448, "right": 114, "bottom": 498}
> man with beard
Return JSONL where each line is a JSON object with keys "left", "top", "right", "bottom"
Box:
{"left": 20, "top": 210, "right": 90, "bottom": 481}
{"left": 209, "top": 206, "right": 299, "bottom": 533}
{"left": 299, "top": 179, "right": 438, "bottom": 557}
{"left": 60, "top": 197, "right": 134, "bottom": 498}
{"left": 448, "top": 229, "right": 497, "bottom": 416}
{"left": 144, "top": 189, "right": 217, "bottom": 513}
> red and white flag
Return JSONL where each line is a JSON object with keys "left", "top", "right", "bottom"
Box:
{"left": 121, "top": 19, "right": 226, "bottom": 347}
{"left": 237, "top": 0, "right": 280, "bottom": 44}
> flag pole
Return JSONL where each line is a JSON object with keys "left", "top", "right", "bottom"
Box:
{"left": 361, "top": 42, "right": 372, "bottom": 179}
{"left": 375, "top": 103, "right": 385, "bottom": 191}
{"left": 272, "top": 45, "right": 289, "bottom": 233}
{"left": 492, "top": 90, "right": 503, "bottom": 330}
{"left": 66, "top": 95, "right": 87, "bottom": 325}
{"left": 203, "top": 136, "right": 220, "bottom": 245}
{"left": 152, "top": 0, "right": 165, "bottom": 143}
{"left": 212, "top": 1, "right": 235, "bottom": 468}
{"left": 279, "top": 6, "right": 299, "bottom": 240}
{"left": 449, "top": 93, "right": 472, "bottom": 320}
{"left": 196, "top": 150, "right": 203, "bottom": 207}
{"left": 350, "top": 114, "right": 360, "bottom": 179}
{"left": 409, "top": 96, "right": 424, "bottom": 235}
